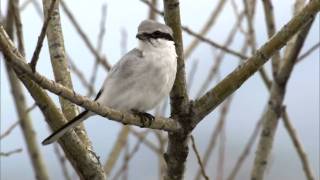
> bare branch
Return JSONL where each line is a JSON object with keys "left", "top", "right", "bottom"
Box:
{"left": 111, "top": 131, "right": 149, "bottom": 180}
{"left": 184, "top": 0, "right": 227, "bottom": 58}
{"left": 29, "top": 0, "right": 57, "bottom": 72}
{"left": 1, "top": 25, "right": 107, "bottom": 180}
{"left": 4, "top": 1, "right": 50, "bottom": 179}
{"left": 60, "top": 0, "right": 111, "bottom": 71}
{"left": 53, "top": 144, "right": 72, "bottom": 180}
{"left": 42, "top": 0, "right": 92, "bottom": 148}
{"left": 194, "top": 97, "right": 233, "bottom": 180}
{"left": 190, "top": 135, "right": 209, "bottom": 180}
{"left": 297, "top": 42, "right": 320, "bottom": 62}
{"left": 0, "top": 121, "right": 19, "bottom": 140}
{"left": 282, "top": 112, "right": 315, "bottom": 180}
{"left": 104, "top": 126, "right": 130, "bottom": 175}
{"left": 251, "top": 3, "right": 315, "bottom": 178}
{"left": 226, "top": 117, "right": 263, "bottom": 180}
{"left": 148, "top": 0, "right": 158, "bottom": 20}
{"left": 0, "top": 26, "right": 180, "bottom": 132}
{"left": 140, "top": 0, "right": 247, "bottom": 60}
{"left": 0, "top": 148, "right": 23, "bottom": 157}
{"left": 193, "top": 1, "right": 320, "bottom": 122}
{"left": 262, "top": 0, "right": 282, "bottom": 77}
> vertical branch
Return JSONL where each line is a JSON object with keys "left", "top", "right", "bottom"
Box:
{"left": 190, "top": 135, "right": 209, "bottom": 180}
{"left": 163, "top": 0, "right": 189, "bottom": 113}
{"left": 262, "top": 0, "right": 281, "bottom": 77}
{"left": 89, "top": 3, "right": 108, "bottom": 96}
{"left": 194, "top": 96, "right": 234, "bottom": 180}
{"left": 251, "top": 1, "right": 314, "bottom": 178}
{"left": 226, "top": 117, "right": 263, "bottom": 180}
{"left": 41, "top": 0, "right": 92, "bottom": 148}
{"left": 163, "top": 1, "right": 193, "bottom": 180}
{"left": 53, "top": 144, "right": 72, "bottom": 180}
{"left": 60, "top": 1, "right": 111, "bottom": 71}
{"left": 1, "top": 8, "right": 106, "bottom": 180}
{"left": 4, "top": 1, "right": 50, "bottom": 180}
{"left": 216, "top": 124, "right": 226, "bottom": 180}
{"left": 148, "top": 0, "right": 158, "bottom": 20}
{"left": 104, "top": 126, "right": 130, "bottom": 175}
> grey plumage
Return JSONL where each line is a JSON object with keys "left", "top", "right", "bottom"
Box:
{"left": 42, "top": 20, "right": 177, "bottom": 145}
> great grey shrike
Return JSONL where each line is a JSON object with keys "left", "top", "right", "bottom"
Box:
{"left": 42, "top": 20, "right": 177, "bottom": 145}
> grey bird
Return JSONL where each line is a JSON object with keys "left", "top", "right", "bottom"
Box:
{"left": 42, "top": 20, "right": 177, "bottom": 145}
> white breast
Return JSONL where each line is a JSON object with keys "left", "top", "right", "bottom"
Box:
{"left": 135, "top": 39, "right": 177, "bottom": 111}
{"left": 98, "top": 39, "right": 177, "bottom": 112}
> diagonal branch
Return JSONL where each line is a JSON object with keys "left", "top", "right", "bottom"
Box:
{"left": 193, "top": 0, "right": 320, "bottom": 122}
{"left": 184, "top": 0, "right": 227, "bottom": 58}
{"left": 251, "top": 1, "right": 315, "bottom": 178}
{"left": 60, "top": 0, "right": 111, "bottom": 71}
{"left": 29, "top": 0, "right": 57, "bottom": 72}
{"left": 42, "top": 0, "right": 92, "bottom": 149}
{"left": 140, "top": 0, "right": 247, "bottom": 60}
{"left": 0, "top": 26, "right": 180, "bottom": 132}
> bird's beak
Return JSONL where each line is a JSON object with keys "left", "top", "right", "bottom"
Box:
{"left": 136, "top": 33, "right": 146, "bottom": 40}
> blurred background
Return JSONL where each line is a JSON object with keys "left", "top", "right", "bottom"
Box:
{"left": 0, "top": 0, "right": 319, "bottom": 179}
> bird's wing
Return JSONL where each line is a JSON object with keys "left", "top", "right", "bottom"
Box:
{"left": 107, "top": 48, "right": 143, "bottom": 80}
{"left": 42, "top": 50, "right": 143, "bottom": 145}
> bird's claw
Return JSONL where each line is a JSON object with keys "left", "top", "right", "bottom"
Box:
{"left": 131, "top": 110, "right": 154, "bottom": 127}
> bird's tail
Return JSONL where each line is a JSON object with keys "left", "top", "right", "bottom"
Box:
{"left": 42, "top": 110, "right": 92, "bottom": 145}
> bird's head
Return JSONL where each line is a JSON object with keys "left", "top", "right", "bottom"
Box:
{"left": 136, "top": 20, "right": 174, "bottom": 47}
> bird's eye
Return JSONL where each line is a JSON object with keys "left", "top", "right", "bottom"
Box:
{"left": 153, "top": 31, "right": 161, "bottom": 35}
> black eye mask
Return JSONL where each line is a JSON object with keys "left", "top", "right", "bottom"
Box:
{"left": 137, "top": 31, "right": 174, "bottom": 41}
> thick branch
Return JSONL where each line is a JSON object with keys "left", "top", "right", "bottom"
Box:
{"left": 163, "top": 1, "right": 192, "bottom": 180}
{"left": 42, "top": 0, "right": 92, "bottom": 148}
{"left": 251, "top": 5, "right": 314, "bottom": 179}
{"left": 0, "top": 26, "right": 179, "bottom": 132}
{"left": 193, "top": 0, "right": 320, "bottom": 122}
{"left": 5, "top": 1, "right": 49, "bottom": 179}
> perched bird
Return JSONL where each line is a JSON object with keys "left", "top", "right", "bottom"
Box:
{"left": 42, "top": 20, "right": 177, "bottom": 145}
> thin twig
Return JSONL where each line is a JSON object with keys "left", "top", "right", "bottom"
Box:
{"left": 0, "top": 103, "right": 36, "bottom": 140}
{"left": 191, "top": 135, "right": 209, "bottom": 180}
{"left": 140, "top": 0, "right": 248, "bottom": 60}
{"left": 68, "top": 55, "right": 96, "bottom": 95}
{"left": 104, "top": 126, "right": 130, "bottom": 175}
{"left": 297, "top": 42, "right": 320, "bottom": 62}
{"left": 183, "top": 27, "right": 247, "bottom": 59}
{"left": 0, "top": 121, "right": 19, "bottom": 140}
{"left": 282, "top": 111, "right": 315, "bottom": 180}
{"left": 0, "top": 148, "right": 23, "bottom": 157}
{"left": 112, "top": 131, "right": 149, "bottom": 180}
{"left": 89, "top": 3, "right": 109, "bottom": 94}
{"left": 60, "top": 1, "right": 111, "bottom": 71}
{"left": 53, "top": 144, "right": 72, "bottom": 180}
{"left": 196, "top": 11, "right": 245, "bottom": 98}
{"left": 187, "top": 60, "right": 199, "bottom": 92}
{"left": 29, "top": 0, "right": 57, "bottom": 72}
{"left": 226, "top": 117, "right": 263, "bottom": 180}
{"left": 130, "top": 128, "right": 161, "bottom": 153}
{"left": 184, "top": 0, "right": 227, "bottom": 58}
{"left": 194, "top": 97, "right": 233, "bottom": 180}
{"left": 216, "top": 125, "right": 226, "bottom": 180}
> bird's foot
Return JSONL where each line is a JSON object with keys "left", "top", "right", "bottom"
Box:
{"left": 131, "top": 109, "right": 154, "bottom": 128}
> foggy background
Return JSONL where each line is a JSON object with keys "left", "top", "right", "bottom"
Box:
{"left": 1, "top": 0, "right": 319, "bottom": 179}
